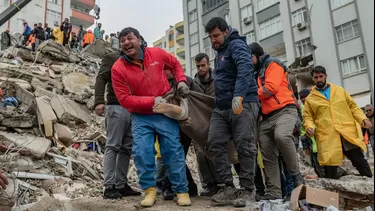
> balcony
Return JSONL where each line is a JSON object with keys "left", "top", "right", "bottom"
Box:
{"left": 71, "top": 9, "right": 95, "bottom": 28}
{"left": 176, "top": 34, "right": 184, "bottom": 45}
{"left": 176, "top": 47, "right": 185, "bottom": 57}
{"left": 175, "top": 21, "right": 184, "bottom": 33}
{"left": 71, "top": 0, "right": 95, "bottom": 11}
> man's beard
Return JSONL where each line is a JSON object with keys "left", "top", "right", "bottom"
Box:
{"left": 316, "top": 81, "right": 326, "bottom": 89}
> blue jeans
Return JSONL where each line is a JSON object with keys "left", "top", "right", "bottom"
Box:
{"left": 279, "top": 156, "right": 294, "bottom": 197}
{"left": 131, "top": 114, "right": 188, "bottom": 193}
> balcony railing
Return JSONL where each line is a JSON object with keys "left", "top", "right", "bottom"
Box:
{"left": 72, "top": 9, "right": 94, "bottom": 23}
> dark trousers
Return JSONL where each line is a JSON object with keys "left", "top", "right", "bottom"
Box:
{"left": 255, "top": 165, "right": 265, "bottom": 195}
{"left": 208, "top": 103, "right": 259, "bottom": 191}
{"left": 163, "top": 131, "right": 197, "bottom": 193}
{"left": 324, "top": 147, "right": 372, "bottom": 179}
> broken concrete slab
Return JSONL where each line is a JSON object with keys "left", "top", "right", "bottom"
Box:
{"left": 50, "top": 94, "right": 91, "bottom": 124}
{"left": 0, "top": 107, "right": 36, "bottom": 128}
{"left": 34, "top": 87, "right": 54, "bottom": 98}
{"left": 62, "top": 72, "right": 91, "bottom": 95}
{"left": 35, "top": 96, "right": 57, "bottom": 137}
{"left": 80, "top": 39, "right": 114, "bottom": 58}
{"left": 0, "top": 132, "right": 51, "bottom": 158}
{"left": 55, "top": 123, "right": 73, "bottom": 147}
{"left": 0, "top": 77, "right": 32, "bottom": 90}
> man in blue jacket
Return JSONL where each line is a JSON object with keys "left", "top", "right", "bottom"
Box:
{"left": 205, "top": 17, "right": 259, "bottom": 208}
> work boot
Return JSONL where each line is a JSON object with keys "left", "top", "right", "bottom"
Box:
{"left": 211, "top": 184, "right": 239, "bottom": 206}
{"left": 156, "top": 182, "right": 163, "bottom": 195}
{"left": 140, "top": 187, "right": 156, "bottom": 207}
{"left": 117, "top": 184, "right": 141, "bottom": 197}
{"left": 200, "top": 183, "right": 219, "bottom": 197}
{"left": 176, "top": 193, "right": 192, "bottom": 206}
{"left": 103, "top": 186, "right": 122, "bottom": 199}
{"left": 233, "top": 189, "right": 254, "bottom": 207}
{"left": 162, "top": 188, "right": 174, "bottom": 200}
{"left": 255, "top": 190, "right": 265, "bottom": 202}
{"left": 292, "top": 173, "right": 305, "bottom": 187}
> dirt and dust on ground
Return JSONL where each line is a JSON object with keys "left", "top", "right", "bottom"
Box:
{"left": 0, "top": 39, "right": 374, "bottom": 211}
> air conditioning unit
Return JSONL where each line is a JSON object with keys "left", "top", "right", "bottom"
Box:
{"left": 297, "top": 22, "right": 307, "bottom": 31}
{"left": 54, "top": 21, "right": 59, "bottom": 26}
{"left": 243, "top": 16, "right": 253, "bottom": 25}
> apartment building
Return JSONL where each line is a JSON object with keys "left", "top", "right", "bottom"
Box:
{"left": 183, "top": 0, "right": 373, "bottom": 106}
{"left": 0, "top": 0, "right": 94, "bottom": 37}
{"left": 153, "top": 21, "right": 187, "bottom": 72}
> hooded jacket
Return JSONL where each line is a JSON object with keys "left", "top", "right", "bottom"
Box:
{"left": 194, "top": 68, "right": 214, "bottom": 96}
{"left": 52, "top": 27, "right": 63, "bottom": 44}
{"left": 213, "top": 27, "right": 258, "bottom": 109}
{"left": 34, "top": 26, "right": 45, "bottom": 40}
{"left": 111, "top": 46, "right": 186, "bottom": 114}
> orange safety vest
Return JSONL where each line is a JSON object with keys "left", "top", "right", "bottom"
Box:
{"left": 82, "top": 32, "right": 94, "bottom": 46}
{"left": 364, "top": 132, "right": 369, "bottom": 145}
{"left": 26, "top": 34, "right": 35, "bottom": 46}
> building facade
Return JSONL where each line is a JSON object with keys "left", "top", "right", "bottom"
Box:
{"left": 153, "top": 21, "right": 186, "bottom": 72}
{"left": 0, "top": 0, "right": 94, "bottom": 37}
{"left": 183, "top": 0, "right": 373, "bottom": 106}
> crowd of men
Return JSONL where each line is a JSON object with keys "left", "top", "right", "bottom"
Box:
{"left": 92, "top": 16, "right": 374, "bottom": 208}
{"left": 1, "top": 16, "right": 372, "bottom": 208}
{"left": 0, "top": 19, "right": 120, "bottom": 53}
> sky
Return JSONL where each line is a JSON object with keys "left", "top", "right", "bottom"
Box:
{"left": 91, "top": 0, "right": 183, "bottom": 44}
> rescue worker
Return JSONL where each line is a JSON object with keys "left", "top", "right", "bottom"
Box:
{"left": 82, "top": 30, "right": 94, "bottom": 48}
{"left": 77, "top": 25, "right": 86, "bottom": 50}
{"left": 249, "top": 42, "right": 304, "bottom": 200}
{"left": 364, "top": 104, "right": 374, "bottom": 154}
{"left": 60, "top": 18, "right": 72, "bottom": 46}
{"left": 111, "top": 27, "right": 191, "bottom": 207}
{"left": 1, "top": 28, "right": 11, "bottom": 50}
{"left": 303, "top": 65, "right": 373, "bottom": 179}
{"left": 94, "top": 46, "right": 141, "bottom": 199}
{"left": 34, "top": 23, "right": 45, "bottom": 50}
{"left": 22, "top": 21, "right": 31, "bottom": 45}
{"left": 193, "top": 53, "right": 219, "bottom": 197}
{"left": 94, "top": 23, "right": 102, "bottom": 40}
{"left": 52, "top": 27, "right": 63, "bottom": 45}
{"left": 205, "top": 17, "right": 259, "bottom": 207}
{"left": 44, "top": 23, "right": 52, "bottom": 40}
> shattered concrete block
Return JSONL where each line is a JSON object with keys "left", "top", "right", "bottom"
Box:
{"left": 34, "top": 87, "right": 54, "bottom": 98}
{"left": 62, "top": 72, "right": 91, "bottom": 95}
{"left": 0, "top": 132, "right": 51, "bottom": 158}
{"left": 0, "top": 115, "right": 35, "bottom": 128}
{"left": 55, "top": 123, "right": 73, "bottom": 147}
{"left": 35, "top": 97, "right": 57, "bottom": 137}
{"left": 50, "top": 94, "right": 91, "bottom": 124}
{"left": 49, "top": 68, "right": 57, "bottom": 79}
{"left": 0, "top": 77, "right": 32, "bottom": 90}
{"left": 16, "top": 84, "right": 35, "bottom": 106}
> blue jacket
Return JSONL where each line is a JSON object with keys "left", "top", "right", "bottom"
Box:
{"left": 24, "top": 25, "right": 31, "bottom": 36}
{"left": 213, "top": 27, "right": 258, "bottom": 109}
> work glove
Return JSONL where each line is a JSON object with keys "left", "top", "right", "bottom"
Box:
{"left": 232, "top": 96, "right": 243, "bottom": 114}
{"left": 177, "top": 82, "right": 189, "bottom": 96}
{"left": 154, "top": 96, "right": 166, "bottom": 107}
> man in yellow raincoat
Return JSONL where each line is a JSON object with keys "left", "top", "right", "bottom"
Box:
{"left": 303, "top": 65, "right": 373, "bottom": 179}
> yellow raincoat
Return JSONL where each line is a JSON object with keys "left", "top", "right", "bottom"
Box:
{"left": 52, "top": 27, "right": 63, "bottom": 45}
{"left": 303, "top": 83, "right": 367, "bottom": 166}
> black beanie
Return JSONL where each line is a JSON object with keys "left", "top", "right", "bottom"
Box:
{"left": 249, "top": 42, "right": 264, "bottom": 57}
{"left": 299, "top": 88, "right": 310, "bottom": 99}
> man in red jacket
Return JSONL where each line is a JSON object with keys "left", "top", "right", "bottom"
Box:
{"left": 111, "top": 27, "right": 191, "bottom": 207}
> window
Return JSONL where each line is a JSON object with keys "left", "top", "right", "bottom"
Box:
{"left": 341, "top": 55, "right": 366, "bottom": 77}
{"left": 256, "top": 0, "right": 278, "bottom": 11}
{"left": 296, "top": 38, "right": 313, "bottom": 58}
{"left": 336, "top": 20, "right": 360, "bottom": 43}
{"left": 245, "top": 31, "right": 255, "bottom": 44}
{"left": 292, "top": 8, "right": 308, "bottom": 26}
{"left": 163, "top": 42, "right": 166, "bottom": 48}
{"left": 48, "top": 0, "right": 59, "bottom": 4}
{"left": 259, "top": 15, "right": 282, "bottom": 40}
{"left": 331, "top": 0, "right": 353, "bottom": 10}
{"left": 190, "top": 32, "right": 198, "bottom": 45}
{"left": 168, "top": 32, "right": 174, "bottom": 41}
{"left": 169, "top": 46, "right": 175, "bottom": 52}
{"left": 46, "top": 9, "right": 61, "bottom": 24}
{"left": 202, "top": 0, "right": 227, "bottom": 13}
{"left": 204, "top": 46, "right": 216, "bottom": 61}
{"left": 240, "top": 5, "right": 252, "bottom": 20}
{"left": 189, "top": 10, "right": 197, "bottom": 23}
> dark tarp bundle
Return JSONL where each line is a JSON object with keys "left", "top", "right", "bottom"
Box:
{"left": 163, "top": 90, "right": 239, "bottom": 164}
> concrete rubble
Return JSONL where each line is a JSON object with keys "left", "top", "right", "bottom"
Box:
{"left": 0, "top": 40, "right": 372, "bottom": 211}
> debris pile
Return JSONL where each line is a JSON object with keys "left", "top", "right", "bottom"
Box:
{"left": 0, "top": 41, "right": 139, "bottom": 210}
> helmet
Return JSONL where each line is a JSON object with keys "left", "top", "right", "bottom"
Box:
{"left": 88, "top": 29, "right": 92, "bottom": 33}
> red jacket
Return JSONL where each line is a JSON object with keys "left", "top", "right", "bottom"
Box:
{"left": 111, "top": 47, "right": 186, "bottom": 114}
